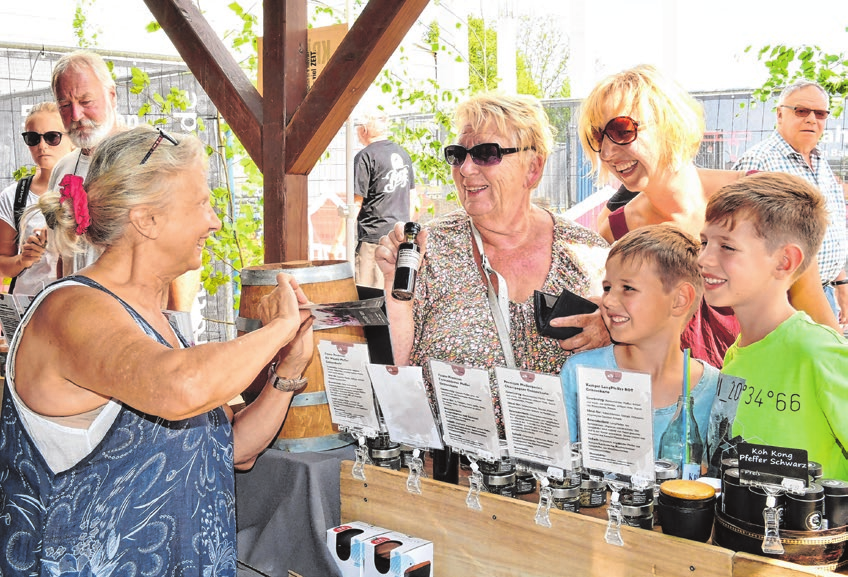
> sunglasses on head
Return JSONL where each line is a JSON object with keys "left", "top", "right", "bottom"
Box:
{"left": 779, "top": 105, "right": 830, "bottom": 120}
{"left": 22, "top": 131, "right": 64, "bottom": 147}
{"left": 444, "top": 142, "right": 534, "bottom": 166}
{"left": 587, "top": 116, "right": 640, "bottom": 153}
{"left": 140, "top": 127, "right": 179, "bottom": 165}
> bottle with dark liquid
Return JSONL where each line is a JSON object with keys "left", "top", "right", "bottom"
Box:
{"left": 392, "top": 222, "right": 422, "bottom": 301}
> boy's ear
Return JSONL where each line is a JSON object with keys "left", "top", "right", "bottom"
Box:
{"left": 672, "top": 281, "right": 697, "bottom": 318}
{"left": 775, "top": 243, "right": 804, "bottom": 279}
{"left": 128, "top": 205, "right": 160, "bottom": 240}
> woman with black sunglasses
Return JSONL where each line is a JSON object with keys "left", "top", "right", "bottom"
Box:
{"left": 578, "top": 64, "right": 837, "bottom": 366}
{"left": 376, "top": 92, "right": 610, "bottom": 445}
{"left": 0, "top": 101, "right": 74, "bottom": 294}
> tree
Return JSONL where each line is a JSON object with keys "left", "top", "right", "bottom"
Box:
{"left": 746, "top": 30, "right": 848, "bottom": 117}
{"left": 467, "top": 16, "right": 498, "bottom": 92}
{"left": 516, "top": 15, "right": 571, "bottom": 99}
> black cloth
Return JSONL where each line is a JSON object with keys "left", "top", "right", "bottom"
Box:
{"left": 354, "top": 139, "right": 415, "bottom": 243}
{"left": 236, "top": 446, "right": 356, "bottom": 577}
{"left": 605, "top": 184, "right": 640, "bottom": 211}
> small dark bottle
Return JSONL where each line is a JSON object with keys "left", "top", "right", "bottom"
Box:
{"left": 392, "top": 222, "right": 422, "bottom": 301}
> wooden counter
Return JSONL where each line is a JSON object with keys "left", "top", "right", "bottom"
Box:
{"left": 340, "top": 461, "right": 844, "bottom": 577}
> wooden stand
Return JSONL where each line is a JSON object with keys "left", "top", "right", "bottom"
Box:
{"left": 340, "top": 461, "right": 843, "bottom": 577}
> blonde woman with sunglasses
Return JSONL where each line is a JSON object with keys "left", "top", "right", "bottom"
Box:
{"left": 376, "top": 93, "right": 609, "bottom": 450}
{"left": 579, "top": 65, "right": 837, "bottom": 367}
{"left": 0, "top": 101, "right": 74, "bottom": 294}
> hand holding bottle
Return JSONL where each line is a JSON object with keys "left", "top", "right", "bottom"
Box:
{"left": 376, "top": 221, "right": 428, "bottom": 299}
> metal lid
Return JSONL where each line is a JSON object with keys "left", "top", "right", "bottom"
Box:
{"left": 655, "top": 459, "right": 679, "bottom": 480}
{"left": 820, "top": 478, "right": 848, "bottom": 495}
{"left": 581, "top": 478, "right": 606, "bottom": 490}
{"left": 551, "top": 486, "right": 581, "bottom": 499}
{"left": 808, "top": 461, "right": 824, "bottom": 478}
{"left": 370, "top": 446, "right": 401, "bottom": 459}
{"left": 621, "top": 502, "right": 653, "bottom": 516}
{"left": 483, "top": 471, "right": 516, "bottom": 486}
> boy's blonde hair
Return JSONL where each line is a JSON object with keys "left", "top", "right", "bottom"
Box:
{"left": 705, "top": 172, "right": 827, "bottom": 277}
{"left": 578, "top": 64, "right": 704, "bottom": 182}
{"left": 608, "top": 225, "right": 704, "bottom": 318}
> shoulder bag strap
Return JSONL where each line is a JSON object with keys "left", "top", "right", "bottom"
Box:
{"left": 469, "top": 220, "right": 516, "bottom": 368}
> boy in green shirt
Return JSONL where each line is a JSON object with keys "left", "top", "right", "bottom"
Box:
{"left": 699, "top": 172, "right": 848, "bottom": 481}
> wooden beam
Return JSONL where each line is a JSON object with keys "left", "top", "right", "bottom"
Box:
{"left": 143, "top": 0, "right": 264, "bottom": 171}
{"left": 262, "top": 0, "right": 308, "bottom": 263}
{"left": 285, "top": 0, "right": 429, "bottom": 174}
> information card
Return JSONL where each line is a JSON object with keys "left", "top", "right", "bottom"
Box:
{"left": 495, "top": 367, "right": 571, "bottom": 471}
{"left": 576, "top": 367, "right": 654, "bottom": 480}
{"left": 317, "top": 341, "right": 381, "bottom": 436}
{"left": 366, "top": 364, "right": 443, "bottom": 450}
{"left": 429, "top": 359, "right": 500, "bottom": 462}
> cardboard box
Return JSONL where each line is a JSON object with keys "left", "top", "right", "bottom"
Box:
{"left": 327, "top": 521, "right": 392, "bottom": 577}
{"left": 362, "top": 531, "right": 433, "bottom": 577}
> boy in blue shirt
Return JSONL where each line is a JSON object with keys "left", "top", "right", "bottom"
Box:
{"left": 561, "top": 225, "right": 719, "bottom": 458}
{"left": 699, "top": 172, "right": 848, "bottom": 481}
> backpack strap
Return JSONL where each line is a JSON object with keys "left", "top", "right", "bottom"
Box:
{"left": 8, "top": 175, "right": 34, "bottom": 294}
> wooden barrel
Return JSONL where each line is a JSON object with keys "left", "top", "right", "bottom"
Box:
{"left": 237, "top": 260, "right": 363, "bottom": 452}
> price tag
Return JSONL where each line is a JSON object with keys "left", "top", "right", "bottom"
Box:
{"left": 737, "top": 442, "right": 808, "bottom": 489}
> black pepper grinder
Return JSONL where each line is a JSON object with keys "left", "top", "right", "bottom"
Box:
{"left": 391, "top": 222, "right": 422, "bottom": 301}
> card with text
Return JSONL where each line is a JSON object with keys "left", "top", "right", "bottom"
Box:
{"left": 576, "top": 366, "right": 654, "bottom": 481}
{"left": 317, "top": 340, "right": 381, "bottom": 436}
{"left": 495, "top": 367, "right": 571, "bottom": 471}
{"left": 366, "top": 364, "right": 443, "bottom": 450}
{"left": 429, "top": 359, "right": 500, "bottom": 462}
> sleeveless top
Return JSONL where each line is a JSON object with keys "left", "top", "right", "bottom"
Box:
{"left": 606, "top": 208, "right": 740, "bottom": 368}
{"left": 0, "top": 276, "right": 236, "bottom": 576}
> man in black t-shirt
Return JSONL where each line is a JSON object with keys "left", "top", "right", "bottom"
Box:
{"left": 353, "top": 113, "right": 416, "bottom": 288}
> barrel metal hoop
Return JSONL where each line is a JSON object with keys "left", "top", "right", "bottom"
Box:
{"left": 272, "top": 432, "right": 354, "bottom": 453}
{"left": 290, "top": 391, "right": 328, "bottom": 407}
{"left": 235, "top": 316, "right": 262, "bottom": 333}
{"left": 241, "top": 261, "right": 353, "bottom": 286}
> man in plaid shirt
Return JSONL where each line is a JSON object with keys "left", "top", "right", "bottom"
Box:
{"left": 734, "top": 80, "right": 848, "bottom": 325}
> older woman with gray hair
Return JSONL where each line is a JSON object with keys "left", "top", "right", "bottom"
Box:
{"left": 1, "top": 125, "right": 312, "bottom": 575}
{"left": 377, "top": 92, "right": 609, "bottom": 442}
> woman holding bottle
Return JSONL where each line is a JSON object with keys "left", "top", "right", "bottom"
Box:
{"left": 376, "top": 92, "right": 610, "bottom": 441}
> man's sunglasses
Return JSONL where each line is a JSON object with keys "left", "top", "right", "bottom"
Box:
{"left": 21, "top": 131, "right": 64, "bottom": 147}
{"left": 779, "top": 105, "right": 830, "bottom": 120}
{"left": 587, "top": 116, "right": 640, "bottom": 153}
{"left": 444, "top": 143, "right": 534, "bottom": 166}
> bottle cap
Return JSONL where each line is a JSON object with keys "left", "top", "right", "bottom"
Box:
{"left": 403, "top": 221, "right": 421, "bottom": 235}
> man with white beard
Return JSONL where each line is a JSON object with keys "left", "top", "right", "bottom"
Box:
{"left": 47, "top": 50, "right": 123, "bottom": 274}
{"left": 47, "top": 50, "right": 200, "bottom": 314}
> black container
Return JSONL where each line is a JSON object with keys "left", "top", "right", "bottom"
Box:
{"left": 399, "top": 444, "right": 425, "bottom": 470}
{"left": 370, "top": 445, "right": 402, "bottom": 471}
{"left": 808, "top": 461, "right": 824, "bottom": 481}
{"left": 552, "top": 485, "right": 581, "bottom": 512}
{"left": 483, "top": 471, "right": 516, "bottom": 498}
{"left": 748, "top": 485, "right": 786, "bottom": 528}
{"left": 479, "top": 442, "right": 514, "bottom": 475}
{"left": 431, "top": 447, "right": 459, "bottom": 484}
{"left": 621, "top": 503, "right": 654, "bottom": 529}
{"left": 620, "top": 485, "right": 654, "bottom": 507}
{"left": 821, "top": 478, "right": 848, "bottom": 528}
{"left": 658, "top": 480, "right": 716, "bottom": 542}
{"left": 580, "top": 478, "right": 606, "bottom": 508}
{"left": 720, "top": 457, "right": 739, "bottom": 476}
{"left": 515, "top": 471, "right": 537, "bottom": 495}
{"left": 785, "top": 482, "right": 825, "bottom": 531}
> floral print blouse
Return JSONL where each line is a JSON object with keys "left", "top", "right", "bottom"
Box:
{"left": 410, "top": 209, "right": 609, "bottom": 437}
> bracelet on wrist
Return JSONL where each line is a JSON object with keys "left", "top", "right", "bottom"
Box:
{"left": 267, "top": 361, "right": 308, "bottom": 392}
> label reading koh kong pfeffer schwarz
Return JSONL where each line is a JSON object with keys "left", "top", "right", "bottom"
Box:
{"left": 737, "top": 442, "right": 808, "bottom": 489}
